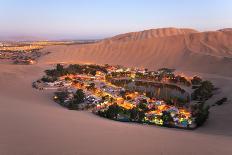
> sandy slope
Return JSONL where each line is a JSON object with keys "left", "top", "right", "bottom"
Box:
{"left": 40, "top": 28, "right": 232, "bottom": 77}
{"left": 0, "top": 64, "right": 232, "bottom": 155}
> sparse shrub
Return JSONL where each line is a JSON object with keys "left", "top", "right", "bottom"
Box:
{"left": 215, "top": 98, "right": 227, "bottom": 106}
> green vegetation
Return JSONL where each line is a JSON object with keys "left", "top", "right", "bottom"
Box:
{"left": 174, "top": 75, "right": 191, "bottom": 86}
{"left": 191, "top": 103, "right": 210, "bottom": 126}
{"left": 129, "top": 107, "right": 145, "bottom": 123}
{"left": 162, "top": 111, "right": 174, "bottom": 126}
{"left": 138, "top": 101, "right": 148, "bottom": 111}
{"left": 98, "top": 102, "right": 148, "bottom": 123}
{"left": 192, "top": 81, "right": 214, "bottom": 101}
{"left": 190, "top": 80, "right": 214, "bottom": 126}
{"left": 68, "top": 89, "right": 85, "bottom": 110}
{"left": 45, "top": 64, "right": 108, "bottom": 79}
{"left": 73, "top": 89, "right": 85, "bottom": 103}
{"left": 54, "top": 89, "right": 85, "bottom": 110}
{"left": 98, "top": 103, "right": 123, "bottom": 119}
{"left": 41, "top": 76, "right": 58, "bottom": 82}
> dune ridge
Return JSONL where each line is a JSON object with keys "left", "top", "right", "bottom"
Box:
{"left": 40, "top": 27, "right": 232, "bottom": 77}
{"left": 107, "top": 27, "right": 198, "bottom": 42}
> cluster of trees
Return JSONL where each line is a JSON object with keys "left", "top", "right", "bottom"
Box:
{"left": 98, "top": 100, "right": 149, "bottom": 123}
{"left": 191, "top": 103, "right": 210, "bottom": 126}
{"left": 45, "top": 64, "right": 108, "bottom": 79}
{"left": 45, "top": 64, "right": 66, "bottom": 77}
{"left": 98, "top": 104, "right": 123, "bottom": 119}
{"left": 41, "top": 76, "right": 58, "bottom": 82}
{"left": 165, "top": 96, "right": 189, "bottom": 107}
{"left": 87, "top": 64, "right": 108, "bottom": 74}
{"left": 192, "top": 81, "right": 214, "bottom": 101}
{"left": 68, "top": 89, "right": 85, "bottom": 110}
{"left": 161, "top": 111, "right": 174, "bottom": 126}
{"left": 54, "top": 89, "right": 85, "bottom": 110}
{"left": 174, "top": 75, "right": 191, "bottom": 86}
{"left": 190, "top": 80, "right": 214, "bottom": 126}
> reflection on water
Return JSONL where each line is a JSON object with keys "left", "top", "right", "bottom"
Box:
{"left": 111, "top": 79, "right": 190, "bottom": 101}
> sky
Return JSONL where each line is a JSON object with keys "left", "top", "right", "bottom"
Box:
{"left": 0, "top": 0, "right": 231, "bottom": 40}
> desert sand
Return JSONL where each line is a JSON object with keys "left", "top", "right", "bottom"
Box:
{"left": 40, "top": 28, "right": 232, "bottom": 77}
{"left": 0, "top": 28, "right": 232, "bottom": 155}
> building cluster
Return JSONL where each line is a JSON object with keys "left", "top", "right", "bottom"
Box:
{"left": 34, "top": 64, "right": 197, "bottom": 129}
{"left": 0, "top": 49, "right": 49, "bottom": 64}
{"left": 0, "top": 42, "right": 43, "bottom": 51}
{"left": 0, "top": 41, "right": 74, "bottom": 64}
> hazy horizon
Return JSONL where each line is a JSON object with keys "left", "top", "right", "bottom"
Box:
{"left": 0, "top": 0, "right": 232, "bottom": 40}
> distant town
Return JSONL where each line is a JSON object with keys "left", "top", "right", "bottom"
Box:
{"left": 0, "top": 40, "right": 97, "bottom": 64}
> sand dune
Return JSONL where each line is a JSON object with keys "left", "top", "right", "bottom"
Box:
{"left": 40, "top": 28, "right": 232, "bottom": 77}
{"left": 107, "top": 27, "right": 198, "bottom": 41}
